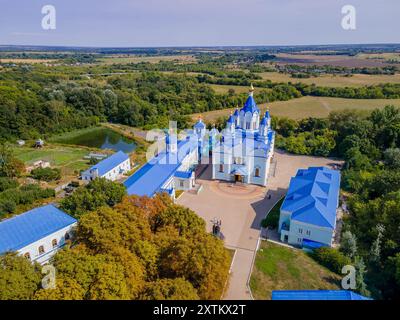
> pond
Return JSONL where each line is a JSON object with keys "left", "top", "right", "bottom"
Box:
{"left": 52, "top": 127, "right": 137, "bottom": 153}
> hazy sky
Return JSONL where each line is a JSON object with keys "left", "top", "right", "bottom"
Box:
{"left": 0, "top": 0, "right": 399, "bottom": 47}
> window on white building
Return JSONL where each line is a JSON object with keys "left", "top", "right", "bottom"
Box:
{"left": 65, "top": 232, "right": 70, "bottom": 241}
{"left": 38, "top": 245, "right": 45, "bottom": 255}
{"left": 255, "top": 167, "right": 260, "bottom": 177}
{"left": 297, "top": 238, "right": 302, "bottom": 243}
{"left": 24, "top": 252, "right": 31, "bottom": 260}
{"left": 219, "top": 164, "right": 224, "bottom": 172}
{"left": 306, "top": 230, "right": 311, "bottom": 236}
{"left": 52, "top": 239, "right": 58, "bottom": 248}
{"left": 299, "top": 228, "right": 303, "bottom": 234}
{"left": 180, "top": 180, "right": 184, "bottom": 187}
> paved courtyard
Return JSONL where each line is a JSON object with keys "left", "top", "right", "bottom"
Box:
{"left": 177, "top": 149, "right": 343, "bottom": 300}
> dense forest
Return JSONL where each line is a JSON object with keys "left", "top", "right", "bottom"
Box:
{"left": 1, "top": 59, "right": 400, "bottom": 142}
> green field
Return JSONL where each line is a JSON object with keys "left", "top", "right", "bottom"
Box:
{"left": 250, "top": 241, "right": 341, "bottom": 300}
{"left": 13, "top": 145, "right": 92, "bottom": 177}
{"left": 192, "top": 96, "right": 400, "bottom": 122}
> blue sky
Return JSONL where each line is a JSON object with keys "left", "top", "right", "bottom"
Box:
{"left": 0, "top": 0, "right": 399, "bottom": 47}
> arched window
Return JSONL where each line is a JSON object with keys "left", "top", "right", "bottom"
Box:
{"left": 38, "top": 246, "right": 45, "bottom": 255}
{"left": 219, "top": 164, "right": 224, "bottom": 172}
{"left": 24, "top": 252, "right": 31, "bottom": 260}
{"left": 65, "top": 232, "right": 70, "bottom": 240}
{"left": 255, "top": 167, "right": 260, "bottom": 177}
{"left": 52, "top": 239, "right": 58, "bottom": 248}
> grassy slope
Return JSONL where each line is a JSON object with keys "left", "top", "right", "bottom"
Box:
{"left": 192, "top": 96, "right": 400, "bottom": 122}
{"left": 250, "top": 241, "right": 341, "bottom": 300}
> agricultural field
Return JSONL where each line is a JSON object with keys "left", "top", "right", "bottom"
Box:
{"left": 192, "top": 96, "right": 400, "bottom": 122}
{"left": 274, "top": 53, "right": 389, "bottom": 67}
{"left": 258, "top": 71, "right": 400, "bottom": 87}
{"left": 98, "top": 54, "right": 196, "bottom": 65}
{"left": 249, "top": 241, "right": 341, "bottom": 300}
{"left": 0, "top": 58, "right": 56, "bottom": 64}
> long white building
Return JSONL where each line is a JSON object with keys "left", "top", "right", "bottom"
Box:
{"left": 81, "top": 150, "right": 131, "bottom": 182}
{"left": 0, "top": 204, "right": 77, "bottom": 264}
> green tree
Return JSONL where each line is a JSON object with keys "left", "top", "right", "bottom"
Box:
{"left": 0, "top": 253, "right": 41, "bottom": 300}
{"left": 340, "top": 231, "right": 358, "bottom": 260}
{"left": 0, "top": 144, "right": 25, "bottom": 178}
{"left": 140, "top": 278, "right": 199, "bottom": 300}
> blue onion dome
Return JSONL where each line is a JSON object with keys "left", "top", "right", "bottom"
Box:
{"left": 265, "top": 109, "right": 270, "bottom": 118}
{"left": 227, "top": 112, "right": 235, "bottom": 124}
{"left": 233, "top": 107, "right": 240, "bottom": 117}
{"left": 260, "top": 116, "right": 268, "bottom": 126}
{"left": 194, "top": 116, "right": 206, "bottom": 129}
{"left": 240, "top": 84, "right": 260, "bottom": 114}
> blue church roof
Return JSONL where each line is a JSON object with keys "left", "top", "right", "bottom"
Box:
{"left": 227, "top": 114, "right": 235, "bottom": 124}
{"left": 233, "top": 108, "right": 240, "bottom": 116}
{"left": 281, "top": 167, "right": 340, "bottom": 229}
{"left": 84, "top": 151, "right": 129, "bottom": 176}
{"left": 241, "top": 95, "right": 260, "bottom": 114}
{"left": 272, "top": 290, "right": 371, "bottom": 300}
{"left": 124, "top": 137, "right": 197, "bottom": 197}
{"left": 194, "top": 119, "right": 206, "bottom": 129}
{"left": 0, "top": 205, "right": 77, "bottom": 254}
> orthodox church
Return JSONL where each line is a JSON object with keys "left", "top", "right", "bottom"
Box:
{"left": 124, "top": 85, "right": 275, "bottom": 200}
{"left": 211, "top": 85, "right": 275, "bottom": 186}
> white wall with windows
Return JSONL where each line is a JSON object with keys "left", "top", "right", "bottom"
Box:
{"left": 18, "top": 223, "right": 77, "bottom": 265}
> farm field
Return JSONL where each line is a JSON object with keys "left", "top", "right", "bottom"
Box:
{"left": 192, "top": 96, "right": 400, "bottom": 122}
{"left": 98, "top": 54, "right": 196, "bottom": 65}
{"left": 0, "top": 58, "right": 56, "bottom": 64}
{"left": 274, "top": 53, "right": 389, "bottom": 67}
{"left": 249, "top": 241, "right": 341, "bottom": 300}
{"left": 258, "top": 72, "right": 400, "bottom": 87}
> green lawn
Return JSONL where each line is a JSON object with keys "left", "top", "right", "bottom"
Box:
{"left": 250, "top": 241, "right": 341, "bottom": 300}
{"left": 13, "top": 145, "right": 93, "bottom": 178}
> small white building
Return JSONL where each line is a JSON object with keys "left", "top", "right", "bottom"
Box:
{"left": 278, "top": 167, "right": 341, "bottom": 250}
{"left": 81, "top": 150, "right": 131, "bottom": 182}
{"left": 0, "top": 204, "right": 77, "bottom": 264}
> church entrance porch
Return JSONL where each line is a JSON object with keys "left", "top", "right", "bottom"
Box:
{"left": 234, "top": 174, "right": 244, "bottom": 183}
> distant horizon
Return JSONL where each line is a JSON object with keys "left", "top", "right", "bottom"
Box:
{"left": 1, "top": 42, "right": 400, "bottom": 50}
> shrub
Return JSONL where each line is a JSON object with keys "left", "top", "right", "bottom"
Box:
{"left": 30, "top": 167, "right": 61, "bottom": 182}
{"left": 0, "top": 177, "right": 19, "bottom": 192}
{"left": 311, "top": 247, "right": 351, "bottom": 274}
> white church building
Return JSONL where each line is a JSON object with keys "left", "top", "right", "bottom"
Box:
{"left": 212, "top": 85, "right": 275, "bottom": 186}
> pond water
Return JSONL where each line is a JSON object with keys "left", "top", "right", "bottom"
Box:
{"left": 55, "top": 127, "right": 137, "bottom": 153}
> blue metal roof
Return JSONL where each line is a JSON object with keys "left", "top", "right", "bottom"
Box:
{"left": 240, "top": 95, "right": 260, "bottom": 114}
{"left": 272, "top": 290, "right": 371, "bottom": 300}
{"left": 124, "top": 137, "right": 197, "bottom": 197}
{"left": 83, "top": 151, "right": 129, "bottom": 176}
{"left": 174, "top": 170, "right": 193, "bottom": 179}
{"left": 0, "top": 205, "right": 77, "bottom": 254}
{"left": 281, "top": 167, "right": 340, "bottom": 229}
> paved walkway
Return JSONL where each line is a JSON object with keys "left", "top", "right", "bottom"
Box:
{"left": 177, "top": 150, "right": 343, "bottom": 300}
